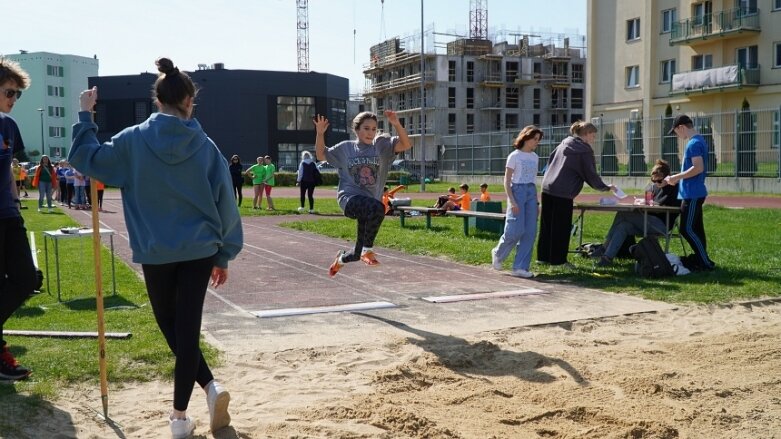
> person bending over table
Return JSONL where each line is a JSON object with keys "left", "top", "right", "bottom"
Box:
{"left": 595, "top": 159, "right": 681, "bottom": 267}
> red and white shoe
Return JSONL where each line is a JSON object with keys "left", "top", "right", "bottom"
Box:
{"left": 360, "top": 250, "right": 380, "bottom": 266}
{"left": 329, "top": 251, "right": 345, "bottom": 277}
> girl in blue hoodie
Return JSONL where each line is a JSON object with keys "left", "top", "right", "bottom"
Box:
{"left": 70, "top": 58, "right": 242, "bottom": 438}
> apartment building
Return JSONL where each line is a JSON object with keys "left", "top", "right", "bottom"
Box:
{"left": 363, "top": 34, "right": 587, "bottom": 162}
{"left": 6, "top": 51, "right": 98, "bottom": 160}
{"left": 587, "top": 0, "right": 781, "bottom": 120}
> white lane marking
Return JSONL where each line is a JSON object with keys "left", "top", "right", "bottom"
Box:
{"left": 252, "top": 301, "right": 397, "bottom": 318}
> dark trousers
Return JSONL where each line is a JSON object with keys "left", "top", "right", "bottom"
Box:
{"left": 142, "top": 256, "right": 216, "bottom": 411}
{"left": 58, "top": 179, "right": 68, "bottom": 203}
{"left": 0, "top": 217, "right": 37, "bottom": 347}
{"left": 97, "top": 189, "right": 104, "bottom": 209}
{"left": 299, "top": 182, "right": 315, "bottom": 209}
{"left": 232, "top": 178, "right": 243, "bottom": 206}
{"left": 680, "top": 198, "right": 715, "bottom": 269}
{"left": 342, "top": 195, "right": 385, "bottom": 263}
{"left": 537, "top": 192, "right": 574, "bottom": 265}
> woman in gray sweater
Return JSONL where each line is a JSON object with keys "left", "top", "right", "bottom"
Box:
{"left": 537, "top": 121, "right": 615, "bottom": 266}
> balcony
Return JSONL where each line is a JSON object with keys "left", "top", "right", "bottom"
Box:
{"left": 364, "top": 72, "right": 435, "bottom": 96}
{"left": 669, "top": 64, "right": 759, "bottom": 96}
{"left": 669, "top": 7, "right": 761, "bottom": 46}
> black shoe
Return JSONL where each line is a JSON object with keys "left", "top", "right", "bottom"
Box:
{"left": 596, "top": 256, "right": 612, "bottom": 267}
{"left": 0, "top": 346, "right": 32, "bottom": 380}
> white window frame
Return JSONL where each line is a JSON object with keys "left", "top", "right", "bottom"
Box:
{"left": 625, "top": 65, "right": 640, "bottom": 88}
{"left": 774, "top": 42, "right": 781, "bottom": 68}
{"left": 627, "top": 18, "right": 640, "bottom": 41}
{"left": 774, "top": 0, "right": 781, "bottom": 11}
{"left": 737, "top": 45, "right": 759, "bottom": 69}
{"left": 660, "top": 59, "right": 676, "bottom": 83}
{"left": 661, "top": 9, "right": 676, "bottom": 34}
{"left": 692, "top": 54, "right": 713, "bottom": 70}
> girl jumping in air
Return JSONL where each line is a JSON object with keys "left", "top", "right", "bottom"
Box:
{"left": 314, "top": 110, "right": 411, "bottom": 277}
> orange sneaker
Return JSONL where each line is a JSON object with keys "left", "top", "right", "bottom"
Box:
{"left": 360, "top": 250, "right": 380, "bottom": 266}
{"left": 329, "top": 251, "right": 345, "bottom": 277}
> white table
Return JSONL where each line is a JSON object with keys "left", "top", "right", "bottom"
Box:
{"left": 43, "top": 228, "right": 117, "bottom": 301}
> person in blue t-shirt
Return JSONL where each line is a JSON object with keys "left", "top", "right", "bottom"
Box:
{"left": 663, "top": 114, "right": 715, "bottom": 271}
{"left": 0, "top": 57, "right": 36, "bottom": 381}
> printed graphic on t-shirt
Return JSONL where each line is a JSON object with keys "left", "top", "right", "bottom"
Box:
{"left": 348, "top": 156, "right": 380, "bottom": 187}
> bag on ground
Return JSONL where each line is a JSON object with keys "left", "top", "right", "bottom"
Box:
{"left": 629, "top": 237, "right": 675, "bottom": 278}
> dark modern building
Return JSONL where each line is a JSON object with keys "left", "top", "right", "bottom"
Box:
{"left": 89, "top": 66, "right": 350, "bottom": 171}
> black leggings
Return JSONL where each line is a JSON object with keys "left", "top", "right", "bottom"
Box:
{"left": 0, "top": 217, "right": 37, "bottom": 347}
{"left": 142, "top": 256, "right": 215, "bottom": 411}
{"left": 299, "top": 182, "right": 315, "bottom": 209}
{"left": 680, "top": 198, "right": 714, "bottom": 269}
{"left": 232, "top": 178, "right": 243, "bottom": 205}
{"left": 342, "top": 195, "right": 385, "bottom": 263}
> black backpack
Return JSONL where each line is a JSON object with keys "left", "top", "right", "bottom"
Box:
{"left": 629, "top": 237, "right": 675, "bottom": 278}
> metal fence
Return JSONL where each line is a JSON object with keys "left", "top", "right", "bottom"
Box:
{"left": 440, "top": 107, "right": 781, "bottom": 178}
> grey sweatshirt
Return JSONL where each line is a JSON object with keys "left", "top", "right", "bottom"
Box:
{"left": 541, "top": 135, "right": 610, "bottom": 199}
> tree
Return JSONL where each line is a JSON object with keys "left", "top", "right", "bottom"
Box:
{"left": 661, "top": 105, "right": 681, "bottom": 171}
{"left": 627, "top": 119, "right": 647, "bottom": 176}
{"left": 600, "top": 131, "right": 619, "bottom": 176}
{"left": 736, "top": 98, "right": 757, "bottom": 177}
{"left": 695, "top": 117, "right": 718, "bottom": 175}
{"left": 27, "top": 149, "right": 41, "bottom": 161}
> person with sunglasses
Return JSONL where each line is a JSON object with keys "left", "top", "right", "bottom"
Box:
{"left": 594, "top": 159, "right": 681, "bottom": 267}
{"left": 0, "top": 57, "right": 36, "bottom": 381}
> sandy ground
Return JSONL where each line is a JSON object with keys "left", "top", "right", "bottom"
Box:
{"left": 5, "top": 300, "right": 779, "bottom": 439}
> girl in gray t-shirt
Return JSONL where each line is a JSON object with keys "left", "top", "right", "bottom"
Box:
{"left": 314, "top": 110, "right": 412, "bottom": 277}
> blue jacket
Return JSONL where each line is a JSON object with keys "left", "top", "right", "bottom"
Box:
{"left": 69, "top": 111, "right": 242, "bottom": 268}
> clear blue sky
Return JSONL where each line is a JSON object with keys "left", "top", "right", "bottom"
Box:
{"left": 5, "top": 0, "right": 586, "bottom": 93}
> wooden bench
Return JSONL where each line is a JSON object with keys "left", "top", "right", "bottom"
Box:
{"left": 445, "top": 210, "right": 506, "bottom": 236}
{"left": 396, "top": 206, "right": 445, "bottom": 229}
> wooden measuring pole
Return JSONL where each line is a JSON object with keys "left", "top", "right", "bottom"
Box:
{"left": 90, "top": 176, "right": 109, "bottom": 418}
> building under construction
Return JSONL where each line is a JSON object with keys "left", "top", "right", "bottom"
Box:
{"left": 363, "top": 29, "right": 587, "bottom": 165}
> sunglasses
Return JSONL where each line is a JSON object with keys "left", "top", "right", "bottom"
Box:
{"left": 651, "top": 178, "right": 664, "bottom": 184}
{"left": 1, "top": 88, "right": 22, "bottom": 99}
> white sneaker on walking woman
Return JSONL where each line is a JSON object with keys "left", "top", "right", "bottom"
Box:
{"left": 169, "top": 416, "right": 196, "bottom": 439}
{"left": 206, "top": 380, "right": 231, "bottom": 432}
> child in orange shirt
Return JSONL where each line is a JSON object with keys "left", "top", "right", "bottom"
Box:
{"left": 381, "top": 184, "right": 406, "bottom": 215}
{"left": 444, "top": 183, "right": 471, "bottom": 211}
{"left": 478, "top": 183, "right": 491, "bottom": 201}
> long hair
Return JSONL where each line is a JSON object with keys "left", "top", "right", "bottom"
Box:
{"left": 513, "top": 125, "right": 543, "bottom": 150}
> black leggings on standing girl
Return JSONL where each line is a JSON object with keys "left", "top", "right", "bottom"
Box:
{"left": 342, "top": 195, "right": 385, "bottom": 262}
{"left": 142, "top": 255, "right": 216, "bottom": 411}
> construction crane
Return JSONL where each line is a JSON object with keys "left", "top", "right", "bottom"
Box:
{"left": 297, "top": 0, "right": 310, "bottom": 72}
{"left": 469, "top": 0, "right": 487, "bottom": 40}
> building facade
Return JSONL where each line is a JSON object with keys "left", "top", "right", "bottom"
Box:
{"left": 90, "top": 67, "right": 350, "bottom": 171}
{"left": 363, "top": 35, "right": 587, "bottom": 165}
{"left": 587, "top": 0, "right": 781, "bottom": 120}
{"left": 6, "top": 51, "right": 99, "bottom": 161}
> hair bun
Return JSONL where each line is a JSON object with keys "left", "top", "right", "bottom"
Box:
{"left": 155, "top": 57, "right": 178, "bottom": 76}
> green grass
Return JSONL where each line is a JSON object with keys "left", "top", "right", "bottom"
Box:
{"left": 283, "top": 199, "right": 781, "bottom": 304}
{"left": 1, "top": 200, "right": 219, "bottom": 404}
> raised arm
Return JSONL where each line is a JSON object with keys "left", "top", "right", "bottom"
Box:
{"left": 385, "top": 110, "right": 412, "bottom": 153}
{"left": 314, "top": 115, "right": 329, "bottom": 162}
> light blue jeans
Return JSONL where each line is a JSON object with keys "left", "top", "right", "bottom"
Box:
{"left": 493, "top": 183, "right": 538, "bottom": 271}
{"left": 37, "top": 180, "right": 53, "bottom": 208}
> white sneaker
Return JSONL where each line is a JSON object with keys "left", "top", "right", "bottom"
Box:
{"left": 308, "top": 209, "right": 315, "bottom": 214}
{"left": 491, "top": 249, "right": 502, "bottom": 270}
{"left": 511, "top": 269, "right": 534, "bottom": 278}
{"left": 169, "top": 416, "right": 196, "bottom": 439}
{"left": 206, "top": 381, "right": 231, "bottom": 432}
{"left": 297, "top": 206, "right": 305, "bottom": 213}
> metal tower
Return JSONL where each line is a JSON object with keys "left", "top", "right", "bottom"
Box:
{"left": 297, "top": 0, "right": 310, "bottom": 72}
{"left": 469, "top": 0, "right": 487, "bottom": 40}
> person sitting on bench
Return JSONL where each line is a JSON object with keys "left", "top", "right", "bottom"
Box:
{"left": 596, "top": 159, "right": 681, "bottom": 266}
{"left": 381, "top": 184, "right": 406, "bottom": 215}
{"left": 442, "top": 183, "right": 471, "bottom": 211}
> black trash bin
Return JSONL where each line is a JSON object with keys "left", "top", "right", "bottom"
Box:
{"left": 475, "top": 201, "right": 504, "bottom": 234}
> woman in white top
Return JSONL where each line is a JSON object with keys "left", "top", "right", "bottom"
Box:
{"left": 491, "top": 125, "right": 543, "bottom": 278}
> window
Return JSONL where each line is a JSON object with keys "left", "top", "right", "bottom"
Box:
{"left": 661, "top": 9, "right": 676, "bottom": 33}
{"left": 775, "top": 0, "right": 781, "bottom": 11}
{"left": 692, "top": 2, "right": 712, "bottom": 27}
{"left": 572, "top": 64, "right": 584, "bottom": 83}
{"left": 47, "top": 106, "right": 65, "bottom": 117}
{"left": 448, "top": 87, "right": 456, "bottom": 108}
{"left": 571, "top": 89, "right": 583, "bottom": 109}
{"left": 533, "top": 62, "right": 542, "bottom": 78}
{"left": 495, "top": 114, "right": 501, "bottom": 131}
{"left": 692, "top": 54, "right": 713, "bottom": 70}
{"left": 737, "top": 0, "right": 757, "bottom": 15}
{"left": 626, "top": 65, "right": 640, "bottom": 88}
{"left": 377, "top": 97, "right": 384, "bottom": 111}
{"left": 737, "top": 45, "right": 758, "bottom": 69}
{"left": 775, "top": 42, "right": 781, "bottom": 68}
{"left": 49, "top": 126, "right": 66, "bottom": 138}
{"left": 47, "top": 86, "right": 65, "bottom": 97}
{"left": 773, "top": 110, "right": 779, "bottom": 148}
{"left": 466, "top": 114, "right": 474, "bottom": 133}
{"left": 570, "top": 114, "right": 583, "bottom": 124}
{"left": 466, "top": 88, "right": 474, "bottom": 109}
{"left": 448, "top": 60, "right": 456, "bottom": 82}
{"left": 661, "top": 59, "right": 676, "bottom": 83}
{"left": 448, "top": 113, "right": 456, "bottom": 134}
{"left": 46, "top": 65, "right": 64, "bottom": 77}
{"left": 627, "top": 18, "right": 640, "bottom": 41}
{"left": 505, "top": 61, "right": 518, "bottom": 82}
{"left": 533, "top": 88, "right": 541, "bottom": 109}
{"left": 505, "top": 114, "right": 518, "bottom": 130}
{"left": 466, "top": 61, "right": 474, "bottom": 82}
{"left": 551, "top": 114, "right": 559, "bottom": 126}
{"left": 277, "top": 143, "right": 301, "bottom": 172}
{"left": 505, "top": 87, "right": 519, "bottom": 108}
{"left": 276, "top": 96, "right": 315, "bottom": 130}
{"left": 533, "top": 114, "right": 540, "bottom": 125}
{"left": 328, "top": 99, "right": 347, "bottom": 133}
